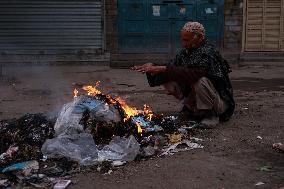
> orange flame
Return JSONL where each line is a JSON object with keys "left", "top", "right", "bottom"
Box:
{"left": 136, "top": 122, "right": 143, "bottom": 135}
{"left": 116, "top": 97, "right": 139, "bottom": 121}
{"left": 106, "top": 94, "right": 117, "bottom": 105}
{"left": 144, "top": 104, "right": 154, "bottom": 121}
{"left": 79, "top": 82, "right": 139, "bottom": 122}
{"left": 82, "top": 81, "right": 101, "bottom": 96}
{"left": 73, "top": 88, "right": 79, "bottom": 98}
{"left": 74, "top": 82, "right": 156, "bottom": 137}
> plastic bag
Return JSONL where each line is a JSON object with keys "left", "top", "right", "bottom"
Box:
{"left": 81, "top": 96, "right": 121, "bottom": 123}
{"left": 54, "top": 96, "right": 121, "bottom": 136}
{"left": 98, "top": 135, "right": 140, "bottom": 162}
{"left": 54, "top": 97, "right": 84, "bottom": 136}
{"left": 41, "top": 133, "right": 98, "bottom": 165}
{"left": 2, "top": 160, "right": 39, "bottom": 176}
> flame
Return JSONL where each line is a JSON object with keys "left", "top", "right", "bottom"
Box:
{"left": 116, "top": 97, "right": 139, "bottom": 121}
{"left": 136, "top": 122, "right": 143, "bottom": 135}
{"left": 82, "top": 81, "right": 101, "bottom": 96}
{"left": 106, "top": 94, "right": 117, "bottom": 105}
{"left": 73, "top": 88, "right": 79, "bottom": 98}
{"left": 74, "top": 82, "right": 156, "bottom": 137}
{"left": 79, "top": 81, "right": 139, "bottom": 121}
{"left": 144, "top": 104, "right": 154, "bottom": 121}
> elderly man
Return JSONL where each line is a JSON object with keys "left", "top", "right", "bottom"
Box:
{"left": 131, "top": 22, "right": 235, "bottom": 126}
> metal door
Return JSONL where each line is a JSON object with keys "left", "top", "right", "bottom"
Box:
{"left": 0, "top": 0, "right": 103, "bottom": 55}
{"left": 118, "top": 0, "right": 224, "bottom": 54}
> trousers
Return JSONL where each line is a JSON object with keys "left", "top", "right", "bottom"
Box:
{"left": 163, "top": 77, "right": 227, "bottom": 116}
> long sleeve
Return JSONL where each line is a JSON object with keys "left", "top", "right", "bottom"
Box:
{"left": 165, "top": 66, "right": 207, "bottom": 85}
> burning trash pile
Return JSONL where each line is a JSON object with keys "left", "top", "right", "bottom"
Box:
{"left": 0, "top": 82, "right": 203, "bottom": 188}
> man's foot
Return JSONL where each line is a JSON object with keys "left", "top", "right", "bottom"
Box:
{"left": 199, "top": 115, "right": 219, "bottom": 128}
{"left": 194, "top": 110, "right": 219, "bottom": 129}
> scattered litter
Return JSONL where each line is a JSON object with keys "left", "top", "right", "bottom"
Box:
{"left": 97, "top": 161, "right": 112, "bottom": 173}
{"left": 0, "top": 83, "right": 206, "bottom": 187}
{"left": 257, "top": 136, "right": 262, "bottom": 140}
{"left": 155, "top": 164, "right": 160, "bottom": 168}
{"left": 0, "top": 179, "right": 9, "bottom": 187}
{"left": 53, "top": 179, "right": 71, "bottom": 189}
{"left": 154, "top": 135, "right": 167, "bottom": 150}
{"left": 168, "top": 133, "right": 182, "bottom": 144}
{"left": 255, "top": 182, "right": 265, "bottom": 186}
{"left": 189, "top": 137, "right": 204, "bottom": 142}
{"left": 106, "top": 170, "right": 113, "bottom": 175}
{"left": 2, "top": 160, "right": 39, "bottom": 176}
{"left": 178, "top": 121, "right": 200, "bottom": 131}
{"left": 0, "top": 145, "right": 19, "bottom": 162}
{"left": 258, "top": 165, "right": 272, "bottom": 172}
{"left": 161, "top": 140, "right": 204, "bottom": 156}
{"left": 142, "top": 146, "right": 156, "bottom": 157}
{"left": 111, "top": 160, "right": 126, "bottom": 167}
{"left": 0, "top": 114, "right": 54, "bottom": 166}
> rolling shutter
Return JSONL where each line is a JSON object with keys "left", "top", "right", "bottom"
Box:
{"left": 245, "top": 0, "right": 284, "bottom": 51}
{"left": 0, "top": 0, "right": 103, "bottom": 55}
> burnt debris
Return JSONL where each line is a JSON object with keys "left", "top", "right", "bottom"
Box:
{"left": 0, "top": 114, "right": 55, "bottom": 167}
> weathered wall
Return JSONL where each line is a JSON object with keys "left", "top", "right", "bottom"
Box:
{"left": 105, "top": 0, "right": 118, "bottom": 54}
{"left": 224, "top": 0, "right": 243, "bottom": 51}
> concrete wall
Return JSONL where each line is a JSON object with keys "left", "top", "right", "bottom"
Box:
{"left": 224, "top": 0, "right": 243, "bottom": 51}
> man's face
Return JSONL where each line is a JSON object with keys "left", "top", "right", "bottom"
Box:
{"left": 181, "top": 30, "right": 199, "bottom": 49}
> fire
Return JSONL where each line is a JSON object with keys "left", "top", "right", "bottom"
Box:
{"left": 73, "top": 88, "right": 79, "bottom": 98}
{"left": 82, "top": 81, "right": 101, "bottom": 96}
{"left": 115, "top": 97, "right": 139, "bottom": 121}
{"left": 106, "top": 94, "right": 117, "bottom": 105}
{"left": 144, "top": 104, "right": 154, "bottom": 121}
{"left": 80, "top": 82, "right": 140, "bottom": 121}
{"left": 74, "top": 81, "right": 157, "bottom": 135}
{"left": 136, "top": 123, "right": 143, "bottom": 135}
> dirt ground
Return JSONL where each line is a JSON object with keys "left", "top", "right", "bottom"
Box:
{"left": 0, "top": 64, "right": 283, "bottom": 189}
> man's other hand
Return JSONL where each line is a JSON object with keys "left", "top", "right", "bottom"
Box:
{"left": 131, "top": 63, "right": 154, "bottom": 72}
{"left": 131, "top": 63, "right": 166, "bottom": 75}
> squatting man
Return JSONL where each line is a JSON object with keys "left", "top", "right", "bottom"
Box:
{"left": 131, "top": 22, "right": 235, "bottom": 127}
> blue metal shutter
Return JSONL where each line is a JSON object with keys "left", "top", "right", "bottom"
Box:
{"left": 118, "top": 0, "right": 224, "bottom": 54}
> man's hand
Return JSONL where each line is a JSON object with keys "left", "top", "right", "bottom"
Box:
{"left": 131, "top": 63, "right": 153, "bottom": 72}
{"left": 131, "top": 63, "right": 166, "bottom": 75}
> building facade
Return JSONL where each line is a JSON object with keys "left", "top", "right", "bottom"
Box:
{"left": 0, "top": 0, "right": 283, "bottom": 66}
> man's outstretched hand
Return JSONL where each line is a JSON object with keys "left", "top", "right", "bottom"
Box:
{"left": 131, "top": 63, "right": 166, "bottom": 75}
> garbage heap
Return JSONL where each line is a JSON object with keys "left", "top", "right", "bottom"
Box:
{"left": 0, "top": 83, "right": 203, "bottom": 188}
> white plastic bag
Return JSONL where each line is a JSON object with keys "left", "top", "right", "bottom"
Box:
{"left": 41, "top": 133, "right": 98, "bottom": 165}
{"left": 98, "top": 135, "right": 140, "bottom": 162}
